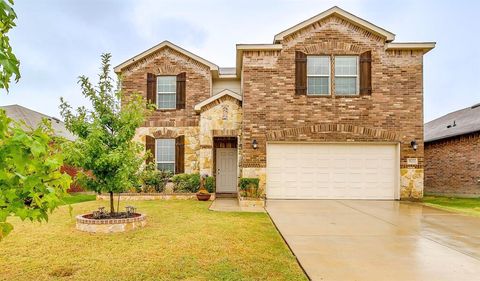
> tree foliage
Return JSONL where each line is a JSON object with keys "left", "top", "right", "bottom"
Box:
{"left": 0, "top": 0, "right": 71, "bottom": 241}
{"left": 60, "top": 53, "right": 147, "bottom": 214}
{"left": 0, "top": 0, "right": 20, "bottom": 91}
{"left": 0, "top": 113, "right": 72, "bottom": 240}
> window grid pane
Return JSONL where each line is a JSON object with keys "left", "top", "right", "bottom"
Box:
{"left": 335, "top": 56, "right": 357, "bottom": 76}
{"left": 335, "top": 56, "right": 358, "bottom": 95}
{"left": 307, "top": 77, "right": 329, "bottom": 96}
{"left": 307, "top": 56, "right": 330, "bottom": 76}
{"left": 307, "top": 56, "right": 330, "bottom": 95}
{"left": 156, "top": 139, "right": 175, "bottom": 173}
{"left": 335, "top": 77, "right": 357, "bottom": 95}
{"left": 157, "top": 76, "right": 176, "bottom": 109}
{"left": 157, "top": 163, "right": 175, "bottom": 172}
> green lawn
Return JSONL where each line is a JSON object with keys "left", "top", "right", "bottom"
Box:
{"left": 0, "top": 200, "right": 307, "bottom": 281}
{"left": 60, "top": 193, "right": 96, "bottom": 205}
{"left": 423, "top": 196, "right": 480, "bottom": 217}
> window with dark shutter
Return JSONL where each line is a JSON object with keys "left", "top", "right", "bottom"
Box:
{"left": 175, "top": 135, "right": 185, "bottom": 174}
{"left": 145, "top": 135, "right": 155, "bottom": 164}
{"left": 295, "top": 51, "right": 307, "bottom": 95}
{"left": 359, "top": 51, "right": 372, "bottom": 95}
{"left": 176, "top": 72, "right": 186, "bottom": 109}
{"left": 146, "top": 73, "right": 156, "bottom": 107}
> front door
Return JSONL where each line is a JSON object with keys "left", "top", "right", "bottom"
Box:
{"left": 215, "top": 148, "right": 237, "bottom": 193}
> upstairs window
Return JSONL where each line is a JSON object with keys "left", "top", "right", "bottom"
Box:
{"left": 156, "top": 139, "right": 175, "bottom": 173}
{"left": 334, "top": 56, "right": 359, "bottom": 95}
{"left": 157, "top": 76, "right": 177, "bottom": 109}
{"left": 307, "top": 56, "right": 330, "bottom": 96}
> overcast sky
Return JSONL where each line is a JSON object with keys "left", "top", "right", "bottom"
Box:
{"left": 1, "top": 0, "right": 479, "bottom": 122}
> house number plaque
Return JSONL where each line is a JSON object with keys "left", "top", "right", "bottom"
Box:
{"left": 407, "top": 158, "right": 418, "bottom": 165}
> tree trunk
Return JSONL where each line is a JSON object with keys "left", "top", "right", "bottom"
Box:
{"left": 109, "top": 191, "right": 115, "bottom": 214}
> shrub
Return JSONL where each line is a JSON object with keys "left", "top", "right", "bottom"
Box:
{"left": 171, "top": 173, "right": 200, "bottom": 193}
{"left": 204, "top": 176, "right": 215, "bottom": 193}
{"left": 239, "top": 178, "right": 261, "bottom": 198}
{"left": 140, "top": 163, "right": 172, "bottom": 193}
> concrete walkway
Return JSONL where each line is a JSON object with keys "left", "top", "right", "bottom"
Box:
{"left": 267, "top": 200, "right": 480, "bottom": 281}
{"left": 209, "top": 198, "right": 265, "bottom": 212}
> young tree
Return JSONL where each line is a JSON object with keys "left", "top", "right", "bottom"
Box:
{"left": 60, "top": 53, "right": 147, "bottom": 214}
{"left": 0, "top": 0, "right": 71, "bottom": 240}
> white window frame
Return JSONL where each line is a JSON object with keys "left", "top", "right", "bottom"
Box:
{"left": 334, "top": 56, "right": 360, "bottom": 96}
{"left": 157, "top": 76, "right": 177, "bottom": 110}
{"left": 307, "top": 56, "right": 331, "bottom": 96}
{"left": 155, "top": 139, "right": 175, "bottom": 173}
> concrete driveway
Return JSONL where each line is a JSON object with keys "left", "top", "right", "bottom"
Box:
{"left": 267, "top": 200, "right": 480, "bottom": 281}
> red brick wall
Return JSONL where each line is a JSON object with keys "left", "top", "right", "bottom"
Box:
{"left": 425, "top": 133, "right": 480, "bottom": 196}
{"left": 61, "top": 165, "right": 84, "bottom": 193}
{"left": 241, "top": 16, "right": 424, "bottom": 168}
{"left": 121, "top": 46, "right": 211, "bottom": 127}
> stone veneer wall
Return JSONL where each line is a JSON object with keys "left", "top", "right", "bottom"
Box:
{"left": 199, "top": 95, "right": 242, "bottom": 176}
{"left": 240, "top": 15, "right": 426, "bottom": 199}
{"left": 425, "top": 132, "right": 480, "bottom": 197}
{"left": 134, "top": 127, "right": 200, "bottom": 174}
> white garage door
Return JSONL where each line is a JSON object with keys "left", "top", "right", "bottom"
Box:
{"left": 266, "top": 143, "right": 398, "bottom": 199}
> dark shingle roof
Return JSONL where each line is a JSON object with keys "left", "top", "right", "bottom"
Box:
{"left": 0, "top": 104, "right": 76, "bottom": 141}
{"left": 425, "top": 103, "right": 480, "bottom": 142}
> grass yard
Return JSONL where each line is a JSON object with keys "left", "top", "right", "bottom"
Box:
{"left": 0, "top": 200, "right": 307, "bottom": 281}
{"left": 423, "top": 196, "right": 480, "bottom": 217}
{"left": 60, "top": 193, "right": 96, "bottom": 205}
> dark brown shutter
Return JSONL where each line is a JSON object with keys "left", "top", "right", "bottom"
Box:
{"left": 145, "top": 135, "right": 155, "bottom": 164}
{"left": 175, "top": 135, "right": 185, "bottom": 174}
{"left": 295, "top": 51, "right": 307, "bottom": 95}
{"left": 176, "top": 72, "right": 186, "bottom": 109}
{"left": 147, "top": 73, "right": 156, "bottom": 107}
{"left": 360, "top": 51, "right": 372, "bottom": 95}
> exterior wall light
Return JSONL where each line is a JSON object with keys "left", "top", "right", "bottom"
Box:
{"left": 252, "top": 139, "right": 258, "bottom": 149}
{"left": 410, "top": 139, "right": 418, "bottom": 151}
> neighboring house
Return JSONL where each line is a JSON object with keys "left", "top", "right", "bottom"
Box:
{"left": 424, "top": 104, "right": 480, "bottom": 197}
{"left": 1, "top": 104, "right": 82, "bottom": 192}
{"left": 0, "top": 104, "right": 76, "bottom": 141}
{"left": 115, "top": 6, "right": 434, "bottom": 200}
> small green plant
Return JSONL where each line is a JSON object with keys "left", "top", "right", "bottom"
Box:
{"left": 239, "top": 178, "right": 260, "bottom": 198}
{"left": 171, "top": 173, "right": 200, "bottom": 193}
{"left": 140, "top": 163, "right": 172, "bottom": 193}
{"left": 204, "top": 176, "right": 215, "bottom": 193}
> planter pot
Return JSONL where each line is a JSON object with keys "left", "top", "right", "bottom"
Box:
{"left": 196, "top": 193, "right": 211, "bottom": 201}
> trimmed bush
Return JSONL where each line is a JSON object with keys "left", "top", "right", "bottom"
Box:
{"left": 171, "top": 173, "right": 200, "bottom": 193}
{"left": 204, "top": 176, "right": 215, "bottom": 193}
{"left": 239, "top": 178, "right": 260, "bottom": 198}
{"left": 140, "top": 163, "right": 172, "bottom": 193}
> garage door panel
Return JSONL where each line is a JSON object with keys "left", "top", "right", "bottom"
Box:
{"left": 267, "top": 143, "right": 397, "bottom": 200}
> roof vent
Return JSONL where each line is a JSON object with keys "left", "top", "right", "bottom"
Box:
{"left": 447, "top": 120, "right": 457, "bottom": 128}
{"left": 471, "top": 103, "right": 480, "bottom": 109}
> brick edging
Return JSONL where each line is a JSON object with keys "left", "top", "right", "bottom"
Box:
{"left": 76, "top": 214, "right": 147, "bottom": 225}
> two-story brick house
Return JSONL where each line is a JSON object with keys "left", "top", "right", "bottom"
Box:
{"left": 115, "top": 6, "right": 434, "bottom": 200}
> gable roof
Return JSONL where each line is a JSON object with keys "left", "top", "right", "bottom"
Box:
{"left": 425, "top": 103, "right": 480, "bottom": 142}
{"left": 194, "top": 89, "right": 242, "bottom": 112}
{"left": 273, "top": 6, "right": 396, "bottom": 43}
{"left": 114, "top": 40, "right": 219, "bottom": 74}
{"left": 0, "top": 104, "right": 76, "bottom": 141}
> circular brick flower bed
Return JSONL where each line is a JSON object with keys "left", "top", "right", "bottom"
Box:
{"left": 76, "top": 213, "right": 147, "bottom": 233}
